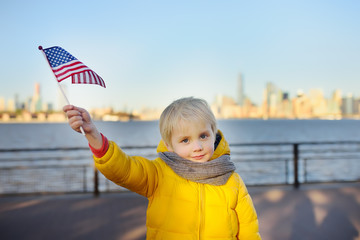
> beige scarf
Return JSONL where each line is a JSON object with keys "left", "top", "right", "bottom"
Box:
{"left": 159, "top": 152, "right": 236, "bottom": 186}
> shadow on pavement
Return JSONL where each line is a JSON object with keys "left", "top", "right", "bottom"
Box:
{"left": 0, "top": 183, "right": 359, "bottom": 240}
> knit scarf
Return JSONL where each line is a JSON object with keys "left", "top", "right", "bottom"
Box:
{"left": 159, "top": 152, "right": 236, "bottom": 186}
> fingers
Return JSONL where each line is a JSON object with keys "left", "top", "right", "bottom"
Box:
{"left": 64, "top": 106, "right": 87, "bottom": 119}
{"left": 63, "top": 105, "right": 74, "bottom": 112}
{"left": 67, "top": 111, "right": 83, "bottom": 123}
{"left": 67, "top": 111, "right": 83, "bottom": 131}
{"left": 63, "top": 105, "right": 86, "bottom": 115}
{"left": 63, "top": 105, "right": 85, "bottom": 132}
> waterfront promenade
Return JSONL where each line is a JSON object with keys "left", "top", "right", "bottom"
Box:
{"left": 0, "top": 183, "right": 359, "bottom": 240}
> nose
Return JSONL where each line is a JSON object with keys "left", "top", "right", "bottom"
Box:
{"left": 193, "top": 141, "right": 203, "bottom": 151}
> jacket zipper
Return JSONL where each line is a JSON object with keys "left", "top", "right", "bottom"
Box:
{"left": 198, "top": 184, "right": 205, "bottom": 240}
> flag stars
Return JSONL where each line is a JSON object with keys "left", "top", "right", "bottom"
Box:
{"left": 44, "top": 47, "right": 77, "bottom": 67}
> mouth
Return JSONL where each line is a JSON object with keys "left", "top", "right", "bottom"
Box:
{"left": 192, "top": 155, "right": 205, "bottom": 160}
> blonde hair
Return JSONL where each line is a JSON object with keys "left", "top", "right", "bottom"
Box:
{"left": 159, "top": 97, "right": 217, "bottom": 146}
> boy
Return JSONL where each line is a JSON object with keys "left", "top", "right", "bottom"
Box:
{"left": 64, "top": 97, "right": 261, "bottom": 239}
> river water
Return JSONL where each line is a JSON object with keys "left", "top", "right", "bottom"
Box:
{"left": 1, "top": 119, "right": 359, "bottom": 193}
{"left": 2, "top": 119, "right": 360, "bottom": 148}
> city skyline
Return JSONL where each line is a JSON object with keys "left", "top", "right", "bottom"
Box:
{"left": 1, "top": 1, "right": 359, "bottom": 111}
{"left": 0, "top": 80, "right": 358, "bottom": 114}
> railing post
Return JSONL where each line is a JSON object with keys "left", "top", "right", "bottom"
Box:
{"left": 285, "top": 159, "right": 289, "bottom": 184}
{"left": 94, "top": 166, "right": 99, "bottom": 197}
{"left": 293, "top": 143, "right": 300, "bottom": 189}
{"left": 83, "top": 166, "right": 87, "bottom": 192}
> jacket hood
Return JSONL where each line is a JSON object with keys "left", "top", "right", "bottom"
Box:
{"left": 156, "top": 130, "right": 230, "bottom": 160}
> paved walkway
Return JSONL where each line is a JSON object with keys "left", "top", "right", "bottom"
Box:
{"left": 0, "top": 182, "right": 359, "bottom": 240}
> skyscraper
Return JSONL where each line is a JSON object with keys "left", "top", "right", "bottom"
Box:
{"left": 57, "top": 84, "right": 68, "bottom": 111}
{"left": 237, "top": 73, "right": 245, "bottom": 106}
{"left": 342, "top": 93, "right": 354, "bottom": 116}
{"left": 30, "top": 82, "right": 42, "bottom": 112}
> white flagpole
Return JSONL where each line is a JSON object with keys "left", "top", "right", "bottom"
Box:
{"left": 38, "top": 46, "right": 86, "bottom": 136}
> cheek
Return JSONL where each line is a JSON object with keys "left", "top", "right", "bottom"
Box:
{"left": 166, "top": 144, "right": 173, "bottom": 152}
{"left": 175, "top": 147, "right": 188, "bottom": 157}
{"left": 205, "top": 142, "right": 215, "bottom": 153}
{"left": 172, "top": 145, "right": 190, "bottom": 158}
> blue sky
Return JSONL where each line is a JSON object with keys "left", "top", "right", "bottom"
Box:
{"left": 1, "top": 0, "right": 359, "bottom": 111}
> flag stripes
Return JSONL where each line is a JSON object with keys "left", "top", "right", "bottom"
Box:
{"left": 52, "top": 60, "right": 89, "bottom": 82}
{"left": 72, "top": 70, "right": 106, "bottom": 88}
{"left": 42, "top": 46, "right": 106, "bottom": 88}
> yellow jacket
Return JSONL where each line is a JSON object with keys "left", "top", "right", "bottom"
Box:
{"left": 94, "top": 131, "right": 261, "bottom": 240}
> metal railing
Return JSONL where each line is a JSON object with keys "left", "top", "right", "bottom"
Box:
{"left": 0, "top": 141, "right": 359, "bottom": 196}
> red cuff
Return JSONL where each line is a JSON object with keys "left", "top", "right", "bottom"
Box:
{"left": 89, "top": 133, "right": 109, "bottom": 158}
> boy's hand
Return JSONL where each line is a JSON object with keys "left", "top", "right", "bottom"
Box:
{"left": 63, "top": 105, "right": 93, "bottom": 133}
{"left": 63, "top": 105, "right": 103, "bottom": 149}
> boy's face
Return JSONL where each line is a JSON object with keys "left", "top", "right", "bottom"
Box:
{"left": 166, "top": 120, "right": 215, "bottom": 162}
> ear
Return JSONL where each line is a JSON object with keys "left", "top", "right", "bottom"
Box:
{"left": 165, "top": 141, "right": 173, "bottom": 152}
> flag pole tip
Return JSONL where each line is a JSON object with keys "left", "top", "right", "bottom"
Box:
{"left": 38, "top": 46, "right": 43, "bottom": 50}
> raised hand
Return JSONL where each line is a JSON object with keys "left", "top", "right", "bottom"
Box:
{"left": 63, "top": 105, "right": 103, "bottom": 149}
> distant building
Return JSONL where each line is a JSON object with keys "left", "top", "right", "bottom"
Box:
{"left": 309, "top": 89, "right": 327, "bottom": 118}
{"left": 282, "top": 92, "right": 289, "bottom": 101}
{"left": 354, "top": 98, "right": 360, "bottom": 116}
{"left": 325, "top": 89, "right": 342, "bottom": 119}
{"left": 292, "top": 91, "right": 312, "bottom": 119}
{"left": 342, "top": 93, "right": 355, "bottom": 116}
{"left": 237, "top": 73, "right": 245, "bottom": 106}
{"left": 263, "top": 82, "right": 284, "bottom": 118}
{"left": 14, "top": 94, "right": 20, "bottom": 110}
{"left": 30, "top": 82, "right": 42, "bottom": 112}
{"left": 57, "top": 85, "right": 68, "bottom": 111}
{"left": 0, "top": 97, "right": 5, "bottom": 112}
{"left": 212, "top": 95, "right": 241, "bottom": 119}
{"left": 7, "top": 99, "right": 16, "bottom": 112}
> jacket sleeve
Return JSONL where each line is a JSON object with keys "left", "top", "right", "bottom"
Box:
{"left": 236, "top": 176, "right": 261, "bottom": 240}
{"left": 93, "top": 141, "right": 159, "bottom": 197}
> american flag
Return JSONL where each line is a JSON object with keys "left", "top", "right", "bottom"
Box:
{"left": 42, "top": 46, "right": 106, "bottom": 88}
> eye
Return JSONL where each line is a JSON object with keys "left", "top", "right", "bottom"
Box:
{"left": 181, "top": 138, "right": 189, "bottom": 143}
{"left": 200, "top": 133, "right": 208, "bottom": 139}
